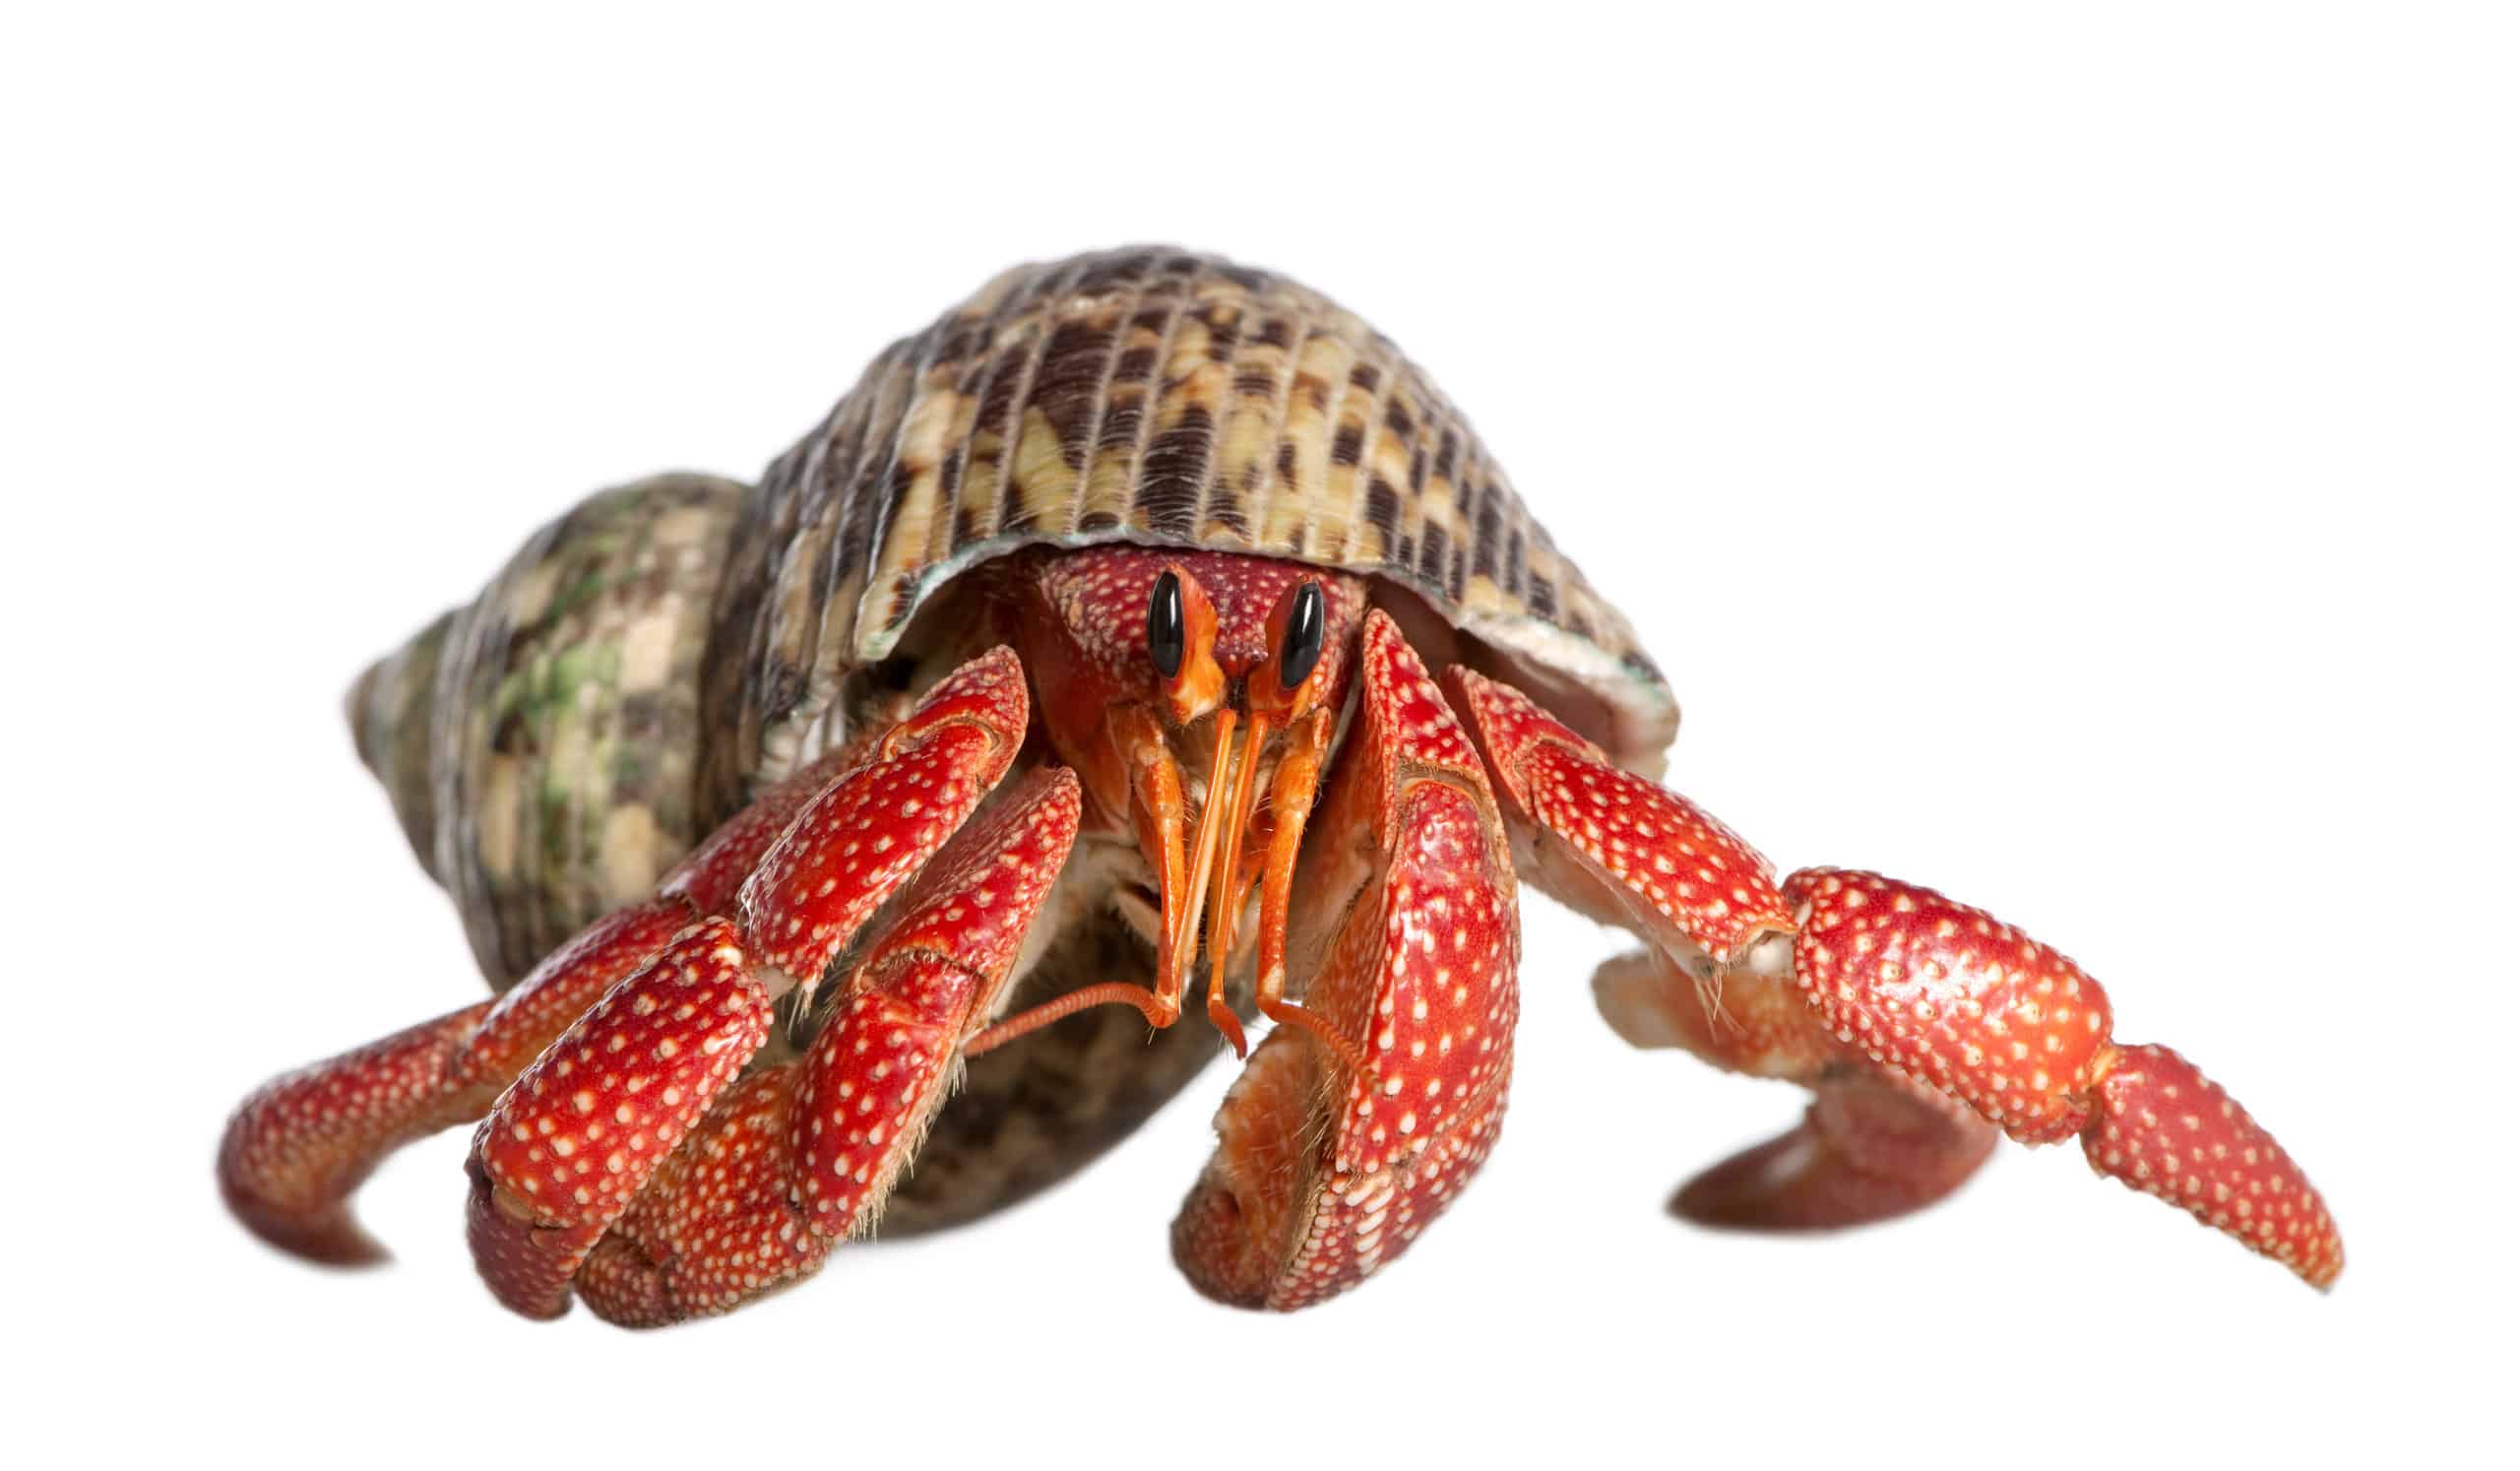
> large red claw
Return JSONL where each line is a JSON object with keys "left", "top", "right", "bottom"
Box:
{"left": 574, "top": 1070, "right": 809, "bottom": 1327}
{"left": 1177, "top": 612, "right": 1519, "bottom": 1310}
{"left": 1784, "top": 867, "right": 2342, "bottom": 1286}
{"left": 459, "top": 647, "right": 1038, "bottom": 1319}
{"left": 467, "top": 918, "right": 771, "bottom": 1319}
{"left": 1447, "top": 668, "right": 1792, "bottom": 974}
{"left": 794, "top": 769, "right": 1081, "bottom": 1236}
{"left": 736, "top": 646, "right": 1028, "bottom": 989}
{"left": 568, "top": 770, "right": 1083, "bottom": 1325}
{"left": 219, "top": 1001, "right": 499, "bottom": 1264}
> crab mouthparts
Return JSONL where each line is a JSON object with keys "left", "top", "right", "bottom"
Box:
{"left": 1147, "top": 704, "right": 1313, "bottom": 1053}
{"left": 1174, "top": 710, "right": 1262, "bottom": 982}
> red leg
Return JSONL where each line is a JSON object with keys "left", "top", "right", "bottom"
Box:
{"left": 219, "top": 1001, "right": 497, "bottom": 1265}
{"left": 1451, "top": 672, "right": 2339, "bottom": 1287}
{"left": 218, "top": 896, "right": 704, "bottom": 1264}
{"left": 2083, "top": 1043, "right": 2335, "bottom": 1285}
{"left": 463, "top": 647, "right": 1035, "bottom": 1318}
{"left": 569, "top": 769, "right": 1083, "bottom": 1325}
{"left": 1444, "top": 668, "right": 1793, "bottom": 981}
{"left": 1448, "top": 666, "right": 1988, "bottom": 1230}
{"left": 1174, "top": 611, "right": 1520, "bottom": 1310}
{"left": 213, "top": 693, "right": 926, "bottom": 1269}
{"left": 1788, "top": 868, "right": 2342, "bottom": 1287}
{"left": 220, "top": 648, "right": 1033, "bottom": 1311}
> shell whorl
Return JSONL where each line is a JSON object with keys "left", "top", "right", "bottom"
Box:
{"left": 349, "top": 474, "right": 745, "bottom": 986}
{"left": 699, "top": 245, "right": 1672, "bottom": 816}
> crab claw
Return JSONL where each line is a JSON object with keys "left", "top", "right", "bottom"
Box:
{"left": 463, "top": 646, "right": 1034, "bottom": 1318}
{"left": 467, "top": 918, "right": 772, "bottom": 1318}
{"left": 1786, "top": 867, "right": 2343, "bottom": 1287}
{"left": 573, "top": 769, "right": 1082, "bottom": 1325}
{"left": 1175, "top": 612, "right": 1520, "bottom": 1310}
{"left": 213, "top": 680, "right": 969, "bottom": 1271}
{"left": 735, "top": 646, "right": 1032, "bottom": 989}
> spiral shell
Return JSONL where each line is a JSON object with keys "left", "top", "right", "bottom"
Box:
{"left": 350, "top": 475, "right": 743, "bottom": 984}
{"left": 354, "top": 247, "right": 1675, "bottom": 988}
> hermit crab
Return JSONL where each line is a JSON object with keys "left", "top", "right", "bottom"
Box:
{"left": 220, "top": 247, "right": 2342, "bottom": 1324}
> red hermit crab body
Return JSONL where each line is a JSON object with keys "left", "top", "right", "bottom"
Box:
{"left": 220, "top": 247, "right": 2341, "bottom": 1324}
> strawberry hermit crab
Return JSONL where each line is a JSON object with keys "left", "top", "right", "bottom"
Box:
{"left": 221, "top": 247, "right": 2342, "bottom": 1324}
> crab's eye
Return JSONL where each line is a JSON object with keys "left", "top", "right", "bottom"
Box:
{"left": 1148, "top": 569, "right": 1187, "bottom": 680}
{"left": 1278, "top": 581, "right": 1325, "bottom": 691}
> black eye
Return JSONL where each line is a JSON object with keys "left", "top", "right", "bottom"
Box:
{"left": 1148, "top": 570, "right": 1186, "bottom": 680}
{"left": 1279, "top": 581, "right": 1325, "bottom": 690}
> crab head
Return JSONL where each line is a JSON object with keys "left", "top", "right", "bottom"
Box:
{"left": 1001, "top": 546, "right": 1366, "bottom": 1049}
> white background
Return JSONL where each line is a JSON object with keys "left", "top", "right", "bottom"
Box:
{"left": 7, "top": 4, "right": 2511, "bottom": 1466}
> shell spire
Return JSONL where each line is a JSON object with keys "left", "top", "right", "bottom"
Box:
{"left": 346, "top": 474, "right": 746, "bottom": 985}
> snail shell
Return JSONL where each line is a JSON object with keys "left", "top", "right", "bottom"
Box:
{"left": 348, "top": 474, "right": 744, "bottom": 985}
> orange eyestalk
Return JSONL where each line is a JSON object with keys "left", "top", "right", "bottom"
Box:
{"left": 1155, "top": 563, "right": 1234, "bottom": 1010}
{"left": 1150, "top": 564, "right": 1224, "bottom": 727}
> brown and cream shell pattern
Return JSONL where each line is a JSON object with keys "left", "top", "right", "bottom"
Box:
{"left": 353, "top": 246, "right": 1674, "bottom": 991}
{"left": 349, "top": 475, "right": 745, "bottom": 985}
{"left": 702, "top": 245, "right": 1671, "bottom": 814}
